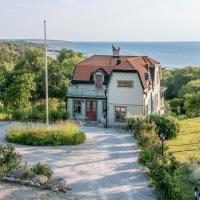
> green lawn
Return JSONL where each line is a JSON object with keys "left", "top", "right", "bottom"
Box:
{"left": 167, "top": 117, "right": 200, "bottom": 162}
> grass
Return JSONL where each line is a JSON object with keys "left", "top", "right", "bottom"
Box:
{"left": 7, "top": 122, "right": 86, "bottom": 146}
{"left": 167, "top": 117, "right": 200, "bottom": 162}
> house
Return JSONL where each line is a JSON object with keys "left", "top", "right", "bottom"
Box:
{"left": 67, "top": 46, "right": 165, "bottom": 126}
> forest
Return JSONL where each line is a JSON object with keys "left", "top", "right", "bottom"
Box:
{"left": 0, "top": 41, "right": 85, "bottom": 122}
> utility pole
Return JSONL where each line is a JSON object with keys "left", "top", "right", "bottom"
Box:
{"left": 44, "top": 20, "right": 49, "bottom": 127}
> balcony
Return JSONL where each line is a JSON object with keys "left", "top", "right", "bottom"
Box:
{"left": 67, "top": 86, "right": 106, "bottom": 99}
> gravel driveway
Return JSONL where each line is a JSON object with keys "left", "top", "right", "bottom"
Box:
{"left": 0, "top": 121, "right": 155, "bottom": 200}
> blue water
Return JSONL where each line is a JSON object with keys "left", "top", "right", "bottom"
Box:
{"left": 60, "top": 42, "right": 200, "bottom": 68}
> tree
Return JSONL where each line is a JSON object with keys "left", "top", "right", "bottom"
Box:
{"left": 15, "top": 48, "right": 45, "bottom": 72}
{"left": 178, "top": 79, "right": 200, "bottom": 98}
{"left": 164, "top": 67, "right": 200, "bottom": 99}
{"left": 48, "top": 60, "right": 70, "bottom": 99}
{"left": 57, "top": 49, "right": 80, "bottom": 63}
{"left": 0, "top": 43, "right": 20, "bottom": 65}
{"left": 184, "top": 91, "right": 200, "bottom": 116}
{"left": 5, "top": 73, "right": 36, "bottom": 110}
{"left": 60, "top": 55, "right": 84, "bottom": 79}
{"left": 169, "top": 98, "right": 184, "bottom": 116}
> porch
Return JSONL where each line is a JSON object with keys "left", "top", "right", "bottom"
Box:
{"left": 67, "top": 85, "right": 106, "bottom": 99}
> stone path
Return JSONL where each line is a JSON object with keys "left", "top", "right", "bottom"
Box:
{"left": 0, "top": 122, "right": 155, "bottom": 200}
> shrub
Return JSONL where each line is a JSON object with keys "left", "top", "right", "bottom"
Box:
{"left": 49, "top": 109, "right": 69, "bottom": 122}
{"left": 126, "top": 115, "right": 154, "bottom": 137}
{"left": 127, "top": 115, "right": 192, "bottom": 200}
{"left": 148, "top": 155, "right": 192, "bottom": 200}
{"left": 169, "top": 98, "right": 185, "bottom": 115}
{"left": 10, "top": 98, "right": 69, "bottom": 123}
{"left": 0, "top": 144, "right": 22, "bottom": 172}
{"left": 148, "top": 114, "right": 180, "bottom": 139}
{"left": 31, "top": 162, "right": 53, "bottom": 179}
{"left": 27, "top": 108, "right": 46, "bottom": 122}
{"left": 7, "top": 122, "right": 86, "bottom": 146}
{"left": 138, "top": 143, "right": 162, "bottom": 166}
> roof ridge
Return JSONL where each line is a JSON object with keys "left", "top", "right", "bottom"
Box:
{"left": 77, "top": 55, "right": 96, "bottom": 65}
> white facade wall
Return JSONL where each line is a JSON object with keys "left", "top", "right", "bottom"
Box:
{"left": 107, "top": 72, "right": 144, "bottom": 125}
{"left": 67, "top": 64, "right": 164, "bottom": 125}
{"left": 67, "top": 98, "right": 73, "bottom": 119}
{"left": 97, "top": 100, "right": 103, "bottom": 122}
{"left": 144, "top": 89, "right": 153, "bottom": 115}
{"left": 152, "top": 64, "right": 162, "bottom": 114}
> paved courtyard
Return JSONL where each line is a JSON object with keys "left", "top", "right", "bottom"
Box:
{"left": 0, "top": 122, "right": 155, "bottom": 200}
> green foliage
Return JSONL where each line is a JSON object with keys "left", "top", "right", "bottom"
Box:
{"left": 179, "top": 79, "right": 200, "bottom": 98}
{"left": 184, "top": 91, "right": 200, "bottom": 117}
{"left": 169, "top": 98, "right": 184, "bottom": 115}
{"left": 148, "top": 155, "right": 192, "bottom": 200}
{"left": 127, "top": 114, "right": 180, "bottom": 140}
{"left": 57, "top": 48, "right": 84, "bottom": 63}
{"left": 31, "top": 162, "right": 53, "bottom": 179}
{"left": 126, "top": 116, "right": 153, "bottom": 137}
{"left": 127, "top": 115, "right": 193, "bottom": 200}
{"left": 148, "top": 114, "right": 180, "bottom": 139}
{"left": 5, "top": 73, "right": 36, "bottom": 110}
{"left": 7, "top": 122, "right": 86, "bottom": 146}
{"left": 164, "top": 67, "right": 200, "bottom": 99}
{"left": 0, "top": 144, "right": 22, "bottom": 172}
{"left": 138, "top": 143, "right": 162, "bottom": 166}
{"left": 10, "top": 98, "right": 69, "bottom": 123}
{"left": 0, "top": 42, "right": 85, "bottom": 117}
{"left": 15, "top": 48, "right": 45, "bottom": 72}
{"left": 0, "top": 43, "right": 20, "bottom": 65}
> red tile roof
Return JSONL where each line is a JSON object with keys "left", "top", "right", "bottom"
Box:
{"left": 72, "top": 55, "right": 160, "bottom": 89}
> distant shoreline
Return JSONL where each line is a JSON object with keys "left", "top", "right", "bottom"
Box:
{"left": 1, "top": 39, "right": 200, "bottom": 68}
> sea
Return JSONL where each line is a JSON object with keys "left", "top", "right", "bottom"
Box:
{"left": 62, "top": 42, "right": 200, "bottom": 68}
{"left": 25, "top": 40, "right": 200, "bottom": 68}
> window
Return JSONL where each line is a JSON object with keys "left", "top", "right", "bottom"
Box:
{"left": 92, "top": 101, "right": 96, "bottom": 111}
{"left": 117, "top": 81, "right": 133, "bottom": 88}
{"left": 95, "top": 75, "right": 103, "bottom": 89}
{"left": 115, "top": 106, "right": 126, "bottom": 121}
{"left": 73, "top": 100, "right": 81, "bottom": 114}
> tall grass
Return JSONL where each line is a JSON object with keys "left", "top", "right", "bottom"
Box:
{"left": 7, "top": 122, "right": 86, "bottom": 146}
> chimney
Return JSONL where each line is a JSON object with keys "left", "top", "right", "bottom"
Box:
{"left": 112, "top": 45, "right": 120, "bottom": 58}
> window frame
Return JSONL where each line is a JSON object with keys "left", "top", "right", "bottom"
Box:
{"left": 95, "top": 74, "right": 103, "bottom": 89}
{"left": 117, "top": 80, "right": 134, "bottom": 88}
{"left": 73, "top": 99, "right": 82, "bottom": 115}
{"left": 115, "top": 106, "right": 127, "bottom": 122}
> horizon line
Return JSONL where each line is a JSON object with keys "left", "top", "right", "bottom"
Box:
{"left": 1, "top": 38, "right": 200, "bottom": 43}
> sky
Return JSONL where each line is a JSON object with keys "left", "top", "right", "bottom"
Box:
{"left": 0, "top": 0, "right": 200, "bottom": 42}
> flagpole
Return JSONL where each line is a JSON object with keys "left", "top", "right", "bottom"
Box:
{"left": 44, "top": 20, "right": 49, "bottom": 127}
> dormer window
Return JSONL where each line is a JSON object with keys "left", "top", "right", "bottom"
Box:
{"left": 95, "top": 74, "right": 103, "bottom": 89}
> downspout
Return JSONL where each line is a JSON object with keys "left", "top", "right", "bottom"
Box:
{"left": 104, "top": 85, "right": 108, "bottom": 129}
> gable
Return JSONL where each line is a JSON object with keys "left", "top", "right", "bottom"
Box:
{"left": 72, "top": 55, "right": 159, "bottom": 89}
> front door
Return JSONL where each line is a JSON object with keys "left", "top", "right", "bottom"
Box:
{"left": 86, "top": 100, "right": 97, "bottom": 121}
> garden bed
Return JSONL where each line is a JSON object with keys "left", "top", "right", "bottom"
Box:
{"left": 7, "top": 122, "right": 86, "bottom": 146}
{"left": 0, "top": 144, "right": 69, "bottom": 193}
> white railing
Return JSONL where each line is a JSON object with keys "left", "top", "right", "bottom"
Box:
{"left": 67, "top": 86, "right": 106, "bottom": 98}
